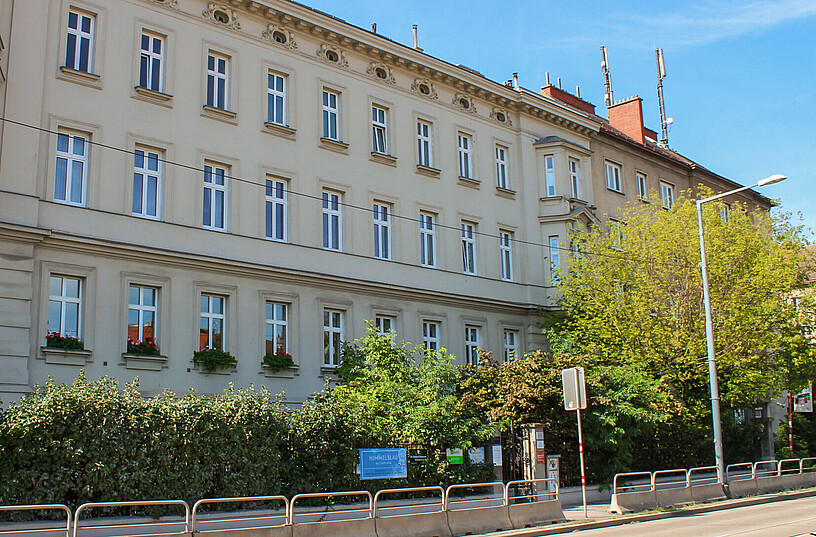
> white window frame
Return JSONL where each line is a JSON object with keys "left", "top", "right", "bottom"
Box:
{"left": 373, "top": 202, "right": 391, "bottom": 260}
{"left": 206, "top": 52, "right": 229, "bottom": 110}
{"left": 458, "top": 133, "right": 473, "bottom": 178}
{"left": 322, "top": 89, "right": 339, "bottom": 140}
{"left": 66, "top": 9, "right": 94, "bottom": 72}
{"left": 720, "top": 204, "right": 731, "bottom": 222}
{"left": 203, "top": 162, "right": 228, "bottom": 231}
{"left": 372, "top": 105, "right": 388, "bottom": 154}
{"left": 464, "top": 324, "right": 481, "bottom": 366}
{"left": 265, "top": 178, "right": 287, "bottom": 242}
{"left": 267, "top": 71, "right": 287, "bottom": 125}
{"left": 265, "top": 301, "right": 288, "bottom": 355}
{"left": 636, "top": 172, "right": 647, "bottom": 200}
{"left": 323, "top": 308, "right": 344, "bottom": 366}
{"left": 132, "top": 147, "right": 162, "bottom": 220}
{"left": 417, "top": 120, "right": 433, "bottom": 167}
{"left": 54, "top": 130, "right": 88, "bottom": 206}
{"left": 461, "top": 221, "right": 477, "bottom": 275}
{"left": 660, "top": 181, "right": 674, "bottom": 209}
{"left": 128, "top": 284, "right": 158, "bottom": 343}
{"left": 495, "top": 145, "right": 509, "bottom": 189}
{"left": 139, "top": 32, "right": 164, "bottom": 92}
{"left": 48, "top": 275, "right": 82, "bottom": 339}
{"left": 605, "top": 161, "right": 622, "bottom": 192}
{"left": 322, "top": 190, "right": 342, "bottom": 251}
{"left": 375, "top": 314, "right": 395, "bottom": 335}
{"left": 199, "top": 293, "right": 226, "bottom": 350}
{"left": 422, "top": 320, "right": 441, "bottom": 351}
{"left": 503, "top": 329, "right": 519, "bottom": 362}
{"left": 500, "top": 230, "right": 513, "bottom": 281}
{"left": 569, "top": 158, "right": 582, "bottom": 200}
{"left": 549, "top": 235, "right": 561, "bottom": 284}
{"left": 420, "top": 212, "right": 436, "bottom": 268}
{"left": 544, "top": 155, "right": 556, "bottom": 197}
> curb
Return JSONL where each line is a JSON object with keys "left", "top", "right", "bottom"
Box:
{"left": 480, "top": 487, "right": 816, "bottom": 536}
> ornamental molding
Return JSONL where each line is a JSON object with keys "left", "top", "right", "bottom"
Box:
{"left": 366, "top": 61, "right": 396, "bottom": 85}
{"left": 202, "top": 3, "right": 241, "bottom": 31}
{"left": 490, "top": 106, "right": 513, "bottom": 127}
{"left": 145, "top": 0, "right": 177, "bottom": 8}
{"left": 316, "top": 43, "right": 349, "bottom": 68}
{"left": 452, "top": 93, "right": 477, "bottom": 114}
{"left": 262, "top": 24, "right": 298, "bottom": 49}
{"left": 411, "top": 78, "right": 437, "bottom": 100}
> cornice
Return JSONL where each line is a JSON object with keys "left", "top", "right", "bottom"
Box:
{"left": 0, "top": 222, "right": 52, "bottom": 245}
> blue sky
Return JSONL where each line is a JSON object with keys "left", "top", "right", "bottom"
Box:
{"left": 303, "top": 0, "right": 816, "bottom": 236}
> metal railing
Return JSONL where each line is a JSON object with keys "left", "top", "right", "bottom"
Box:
{"left": 725, "top": 462, "right": 754, "bottom": 482}
{"left": 191, "top": 495, "right": 288, "bottom": 533}
{"left": 688, "top": 466, "right": 719, "bottom": 486}
{"left": 73, "top": 500, "right": 189, "bottom": 537}
{"left": 651, "top": 468, "right": 689, "bottom": 491}
{"left": 288, "top": 490, "right": 372, "bottom": 525}
{"left": 0, "top": 505, "right": 72, "bottom": 537}
{"left": 504, "top": 478, "right": 559, "bottom": 504}
{"left": 373, "top": 486, "right": 444, "bottom": 518}
{"left": 801, "top": 457, "right": 816, "bottom": 472}
{"left": 753, "top": 460, "right": 779, "bottom": 479}
{"left": 444, "top": 482, "right": 505, "bottom": 511}
{"left": 612, "top": 471, "right": 653, "bottom": 494}
{"left": 779, "top": 458, "right": 801, "bottom": 475}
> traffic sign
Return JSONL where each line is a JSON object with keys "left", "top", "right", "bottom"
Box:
{"left": 561, "top": 367, "right": 587, "bottom": 410}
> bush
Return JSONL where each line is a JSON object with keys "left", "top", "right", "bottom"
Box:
{"left": 127, "top": 337, "right": 160, "bottom": 355}
{"left": 192, "top": 348, "right": 237, "bottom": 372}
{"left": 45, "top": 332, "right": 83, "bottom": 350}
{"left": 262, "top": 352, "right": 294, "bottom": 372}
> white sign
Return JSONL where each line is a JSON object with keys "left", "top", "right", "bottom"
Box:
{"left": 562, "top": 367, "right": 587, "bottom": 410}
{"left": 795, "top": 384, "right": 813, "bottom": 413}
{"left": 546, "top": 455, "right": 560, "bottom": 494}
{"left": 468, "top": 447, "right": 485, "bottom": 464}
{"left": 492, "top": 444, "right": 503, "bottom": 466}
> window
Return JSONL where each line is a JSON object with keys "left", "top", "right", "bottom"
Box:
{"left": 464, "top": 325, "right": 481, "bottom": 365}
{"left": 265, "top": 179, "right": 287, "bottom": 241}
{"left": 128, "top": 285, "right": 157, "bottom": 343}
{"left": 66, "top": 10, "right": 94, "bottom": 72}
{"left": 569, "top": 159, "right": 582, "bottom": 199}
{"left": 417, "top": 120, "right": 432, "bottom": 167}
{"left": 458, "top": 133, "right": 472, "bottom": 178}
{"left": 139, "top": 32, "right": 164, "bottom": 91}
{"left": 660, "top": 181, "right": 674, "bottom": 209}
{"left": 496, "top": 145, "right": 509, "bottom": 189}
{"left": 132, "top": 148, "right": 161, "bottom": 219}
{"left": 265, "top": 302, "right": 288, "bottom": 355}
{"left": 503, "top": 329, "right": 519, "bottom": 361}
{"left": 322, "top": 90, "right": 339, "bottom": 140}
{"left": 636, "top": 172, "right": 647, "bottom": 200}
{"left": 323, "top": 308, "right": 344, "bottom": 366}
{"left": 372, "top": 105, "right": 387, "bottom": 154}
{"left": 322, "top": 190, "right": 342, "bottom": 251}
{"left": 605, "top": 161, "right": 622, "bottom": 192}
{"left": 206, "top": 52, "right": 229, "bottom": 110}
{"left": 549, "top": 236, "right": 561, "bottom": 284}
{"left": 720, "top": 204, "right": 731, "bottom": 222}
{"left": 373, "top": 203, "right": 391, "bottom": 260}
{"left": 544, "top": 156, "right": 556, "bottom": 197}
{"left": 200, "top": 294, "right": 225, "bottom": 350}
{"left": 500, "top": 230, "right": 513, "bottom": 281}
{"left": 267, "top": 72, "right": 286, "bottom": 125}
{"left": 420, "top": 212, "right": 436, "bottom": 267}
{"left": 203, "top": 163, "right": 227, "bottom": 230}
{"left": 54, "top": 131, "right": 88, "bottom": 206}
{"left": 461, "top": 221, "right": 476, "bottom": 274}
{"left": 375, "top": 315, "right": 395, "bottom": 335}
{"left": 422, "top": 320, "right": 440, "bottom": 351}
{"left": 48, "top": 275, "right": 82, "bottom": 338}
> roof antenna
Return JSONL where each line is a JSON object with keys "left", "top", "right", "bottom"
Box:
{"left": 655, "top": 48, "right": 670, "bottom": 147}
{"left": 601, "top": 46, "right": 613, "bottom": 107}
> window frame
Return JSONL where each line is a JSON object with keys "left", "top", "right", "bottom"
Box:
{"left": 202, "top": 161, "right": 228, "bottom": 231}
{"left": 323, "top": 308, "right": 345, "bottom": 367}
{"left": 372, "top": 105, "right": 388, "bottom": 154}
{"left": 549, "top": 235, "right": 561, "bottom": 284}
{"left": 544, "top": 155, "right": 556, "bottom": 197}
{"left": 54, "top": 129, "right": 89, "bottom": 207}
{"left": 132, "top": 146, "right": 162, "bottom": 220}
{"left": 461, "top": 221, "right": 477, "bottom": 275}
{"left": 266, "top": 70, "right": 287, "bottom": 126}
{"left": 503, "top": 329, "right": 519, "bottom": 362}
{"left": 420, "top": 211, "right": 436, "bottom": 268}
{"left": 422, "top": 319, "right": 441, "bottom": 351}
{"left": 65, "top": 8, "right": 95, "bottom": 73}
{"left": 375, "top": 314, "right": 396, "bottom": 335}
{"left": 127, "top": 284, "right": 158, "bottom": 344}
{"left": 636, "top": 171, "right": 648, "bottom": 201}
{"left": 569, "top": 158, "right": 582, "bottom": 200}
{"left": 264, "top": 301, "right": 289, "bottom": 356}
{"left": 322, "top": 190, "right": 342, "bottom": 251}
{"left": 457, "top": 133, "right": 473, "bottom": 179}
{"left": 322, "top": 89, "right": 340, "bottom": 141}
{"left": 373, "top": 202, "right": 391, "bottom": 260}
{"left": 660, "top": 181, "right": 674, "bottom": 209}
{"left": 48, "top": 275, "right": 83, "bottom": 339}
{"left": 464, "top": 324, "right": 481, "bottom": 366}
{"left": 206, "top": 51, "right": 230, "bottom": 110}
{"left": 417, "top": 120, "right": 433, "bottom": 167}
{"left": 199, "top": 293, "right": 226, "bottom": 350}
{"left": 495, "top": 144, "right": 509, "bottom": 189}
{"left": 605, "top": 161, "right": 623, "bottom": 193}
{"left": 138, "top": 31, "right": 164, "bottom": 92}
{"left": 499, "top": 230, "right": 513, "bottom": 281}
{"left": 265, "top": 177, "right": 287, "bottom": 242}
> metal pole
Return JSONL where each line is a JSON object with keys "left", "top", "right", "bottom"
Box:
{"left": 576, "top": 406, "right": 587, "bottom": 518}
{"left": 697, "top": 200, "right": 726, "bottom": 484}
{"left": 788, "top": 393, "right": 794, "bottom": 455}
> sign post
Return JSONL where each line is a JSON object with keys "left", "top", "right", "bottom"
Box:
{"left": 562, "top": 367, "right": 588, "bottom": 518}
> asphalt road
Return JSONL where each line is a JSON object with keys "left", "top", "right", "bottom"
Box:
{"left": 569, "top": 494, "right": 816, "bottom": 537}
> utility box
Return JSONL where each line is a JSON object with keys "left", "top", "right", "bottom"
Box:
{"left": 521, "top": 423, "right": 547, "bottom": 480}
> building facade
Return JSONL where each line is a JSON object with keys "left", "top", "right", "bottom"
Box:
{"left": 0, "top": 0, "right": 769, "bottom": 402}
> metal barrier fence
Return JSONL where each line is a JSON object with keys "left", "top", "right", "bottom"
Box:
{"left": 0, "top": 505, "right": 72, "bottom": 537}
{"left": 504, "top": 478, "right": 559, "bottom": 503}
{"left": 73, "top": 500, "right": 190, "bottom": 537}
{"left": 444, "top": 482, "right": 505, "bottom": 510}
{"left": 373, "top": 486, "right": 444, "bottom": 518}
{"left": 688, "top": 466, "right": 719, "bottom": 486}
{"left": 191, "top": 495, "right": 288, "bottom": 533}
{"left": 289, "top": 490, "right": 373, "bottom": 525}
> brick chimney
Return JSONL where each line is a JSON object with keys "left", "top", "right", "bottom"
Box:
{"left": 540, "top": 85, "right": 596, "bottom": 115}
{"left": 607, "top": 96, "right": 646, "bottom": 144}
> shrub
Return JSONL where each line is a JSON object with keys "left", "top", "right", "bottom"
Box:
{"left": 45, "top": 332, "right": 84, "bottom": 350}
{"left": 192, "top": 348, "right": 237, "bottom": 372}
{"left": 263, "top": 352, "right": 294, "bottom": 372}
{"left": 127, "top": 337, "right": 160, "bottom": 355}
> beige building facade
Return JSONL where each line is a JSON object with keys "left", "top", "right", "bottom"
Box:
{"left": 0, "top": 0, "right": 769, "bottom": 402}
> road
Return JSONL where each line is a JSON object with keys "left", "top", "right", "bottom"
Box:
{"left": 570, "top": 495, "right": 816, "bottom": 537}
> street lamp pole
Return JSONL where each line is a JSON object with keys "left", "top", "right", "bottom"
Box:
{"left": 695, "top": 174, "right": 786, "bottom": 485}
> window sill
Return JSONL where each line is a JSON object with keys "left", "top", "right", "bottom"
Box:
{"left": 638, "top": 197, "right": 650, "bottom": 203}
{"left": 192, "top": 363, "right": 237, "bottom": 375}
{"left": 370, "top": 152, "right": 397, "bottom": 167}
{"left": 122, "top": 353, "right": 168, "bottom": 371}
{"left": 41, "top": 346, "right": 92, "bottom": 366}
{"left": 201, "top": 105, "right": 238, "bottom": 125}
{"left": 457, "top": 176, "right": 481, "bottom": 189}
{"left": 319, "top": 365, "right": 339, "bottom": 378}
{"left": 132, "top": 86, "right": 174, "bottom": 107}
{"left": 415, "top": 164, "right": 441, "bottom": 178}
{"left": 318, "top": 137, "right": 349, "bottom": 155}
{"left": 262, "top": 122, "right": 297, "bottom": 141}
{"left": 606, "top": 187, "right": 626, "bottom": 196}
{"left": 58, "top": 66, "right": 102, "bottom": 89}
{"left": 261, "top": 363, "right": 300, "bottom": 379}
{"left": 495, "top": 186, "right": 517, "bottom": 199}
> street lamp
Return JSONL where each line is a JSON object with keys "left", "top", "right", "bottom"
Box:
{"left": 696, "top": 173, "right": 786, "bottom": 484}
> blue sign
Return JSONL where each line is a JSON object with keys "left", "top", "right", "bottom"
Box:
{"left": 359, "top": 448, "right": 407, "bottom": 480}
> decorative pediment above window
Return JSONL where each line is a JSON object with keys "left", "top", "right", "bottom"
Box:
{"left": 411, "top": 78, "right": 437, "bottom": 100}
{"left": 316, "top": 44, "right": 349, "bottom": 68}
{"left": 202, "top": 3, "right": 240, "bottom": 30}
{"left": 490, "top": 106, "right": 513, "bottom": 126}
{"left": 366, "top": 61, "right": 396, "bottom": 84}
{"left": 452, "top": 93, "right": 477, "bottom": 113}
{"left": 146, "top": 0, "right": 177, "bottom": 7}
{"left": 263, "top": 24, "right": 297, "bottom": 49}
